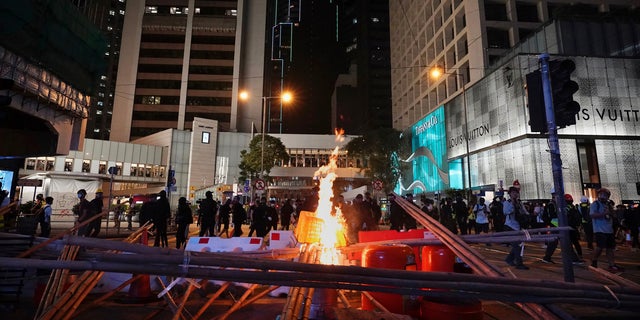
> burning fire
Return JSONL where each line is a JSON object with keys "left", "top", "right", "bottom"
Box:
{"left": 313, "top": 129, "right": 347, "bottom": 264}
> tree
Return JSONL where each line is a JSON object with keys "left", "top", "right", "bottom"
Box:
{"left": 344, "top": 128, "right": 409, "bottom": 193}
{"left": 238, "top": 134, "right": 289, "bottom": 182}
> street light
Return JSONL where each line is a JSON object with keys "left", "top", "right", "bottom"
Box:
{"left": 430, "top": 66, "right": 472, "bottom": 201}
{"left": 239, "top": 90, "right": 293, "bottom": 178}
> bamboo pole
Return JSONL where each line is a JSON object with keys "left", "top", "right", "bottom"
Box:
{"left": 392, "top": 194, "right": 560, "bottom": 320}
{"left": 337, "top": 290, "right": 351, "bottom": 308}
{"left": 361, "top": 291, "right": 391, "bottom": 313}
{"left": 36, "top": 246, "right": 69, "bottom": 316}
{"left": 61, "top": 271, "right": 106, "bottom": 320}
{"left": 192, "top": 282, "right": 232, "bottom": 319}
{"left": 51, "top": 250, "right": 640, "bottom": 297}
{"left": 171, "top": 281, "right": 196, "bottom": 320}
{"left": 589, "top": 266, "right": 640, "bottom": 290}
{"left": 36, "top": 244, "right": 81, "bottom": 319}
{"left": 5, "top": 255, "right": 640, "bottom": 310}
{"left": 301, "top": 287, "right": 315, "bottom": 320}
{"left": 17, "top": 211, "right": 110, "bottom": 258}
{"left": 85, "top": 274, "right": 144, "bottom": 306}
{"left": 216, "top": 283, "right": 260, "bottom": 320}
{"left": 40, "top": 225, "right": 153, "bottom": 319}
{"left": 156, "top": 276, "right": 187, "bottom": 320}
{"left": 8, "top": 255, "right": 640, "bottom": 302}
{"left": 292, "top": 287, "right": 310, "bottom": 320}
{"left": 39, "top": 266, "right": 101, "bottom": 319}
{"left": 281, "top": 244, "right": 312, "bottom": 320}
{"left": 238, "top": 285, "right": 280, "bottom": 308}
{"left": 290, "top": 245, "right": 319, "bottom": 320}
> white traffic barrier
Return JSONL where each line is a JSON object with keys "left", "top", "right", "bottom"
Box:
{"left": 185, "top": 236, "right": 264, "bottom": 253}
{"left": 267, "top": 230, "right": 298, "bottom": 249}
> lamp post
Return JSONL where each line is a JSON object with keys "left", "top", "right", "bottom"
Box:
{"left": 430, "top": 67, "right": 472, "bottom": 201}
{"left": 239, "top": 91, "right": 292, "bottom": 178}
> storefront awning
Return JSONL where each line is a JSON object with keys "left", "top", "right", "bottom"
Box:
{"left": 17, "top": 178, "right": 43, "bottom": 187}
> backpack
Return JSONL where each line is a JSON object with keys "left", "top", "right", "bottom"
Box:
{"left": 579, "top": 203, "right": 591, "bottom": 222}
{"left": 567, "top": 205, "right": 582, "bottom": 228}
{"left": 542, "top": 202, "right": 557, "bottom": 225}
{"left": 511, "top": 201, "right": 530, "bottom": 229}
{"left": 490, "top": 201, "right": 505, "bottom": 221}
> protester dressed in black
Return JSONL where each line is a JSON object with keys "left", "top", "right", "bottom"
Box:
{"left": 175, "top": 197, "right": 193, "bottom": 249}
{"left": 197, "top": 191, "right": 218, "bottom": 237}
{"left": 153, "top": 191, "right": 171, "bottom": 247}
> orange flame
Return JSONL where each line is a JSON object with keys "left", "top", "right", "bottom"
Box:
{"left": 313, "top": 130, "right": 347, "bottom": 264}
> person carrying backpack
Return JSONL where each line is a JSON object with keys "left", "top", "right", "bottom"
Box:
{"left": 40, "top": 197, "right": 53, "bottom": 237}
{"left": 87, "top": 189, "right": 104, "bottom": 237}
{"left": 474, "top": 197, "right": 491, "bottom": 234}
{"left": 579, "top": 196, "right": 593, "bottom": 250}
{"left": 231, "top": 196, "right": 247, "bottom": 237}
{"left": 566, "top": 194, "right": 584, "bottom": 263}
{"left": 490, "top": 196, "right": 504, "bottom": 232}
{"left": 503, "top": 187, "right": 529, "bottom": 270}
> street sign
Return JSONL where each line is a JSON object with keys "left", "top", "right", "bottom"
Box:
{"left": 373, "top": 179, "right": 383, "bottom": 191}
{"left": 244, "top": 179, "right": 251, "bottom": 193}
{"left": 255, "top": 179, "right": 266, "bottom": 190}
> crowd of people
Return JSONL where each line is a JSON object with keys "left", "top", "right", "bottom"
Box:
{"left": 383, "top": 186, "right": 639, "bottom": 273}
{"left": 23, "top": 183, "right": 638, "bottom": 274}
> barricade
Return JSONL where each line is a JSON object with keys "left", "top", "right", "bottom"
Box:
{"left": 353, "top": 229, "right": 436, "bottom": 269}
{"left": 361, "top": 244, "right": 417, "bottom": 315}
{"left": 185, "top": 236, "right": 264, "bottom": 252}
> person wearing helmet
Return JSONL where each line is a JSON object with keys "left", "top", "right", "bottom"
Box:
{"left": 541, "top": 188, "right": 559, "bottom": 264}
{"left": 590, "top": 188, "right": 624, "bottom": 272}
{"left": 579, "top": 196, "right": 594, "bottom": 250}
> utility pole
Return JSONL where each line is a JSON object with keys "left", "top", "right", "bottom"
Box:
{"left": 539, "top": 53, "right": 574, "bottom": 282}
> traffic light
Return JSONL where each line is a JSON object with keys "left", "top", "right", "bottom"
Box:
{"left": 526, "top": 70, "right": 547, "bottom": 133}
{"left": 0, "top": 78, "right": 14, "bottom": 106}
{"left": 549, "top": 59, "right": 580, "bottom": 128}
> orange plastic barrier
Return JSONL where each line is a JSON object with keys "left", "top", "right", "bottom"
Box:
{"left": 361, "top": 244, "right": 416, "bottom": 314}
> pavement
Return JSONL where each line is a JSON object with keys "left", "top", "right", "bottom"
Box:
{"left": 4, "top": 222, "right": 640, "bottom": 319}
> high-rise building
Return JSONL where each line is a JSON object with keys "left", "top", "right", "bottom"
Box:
{"left": 110, "top": 0, "right": 342, "bottom": 141}
{"left": 70, "top": 0, "right": 127, "bottom": 140}
{"left": 111, "top": 0, "right": 240, "bottom": 142}
{"left": 333, "top": 0, "right": 392, "bottom": 135}
{"left": 277, "top": 0, "right": 340, "bottom": 134}
{"left": 388, "top": 1, "right": 640, "bottom": 200}
{"left": 388, "top": 0, "right": 636, "bottom": 130}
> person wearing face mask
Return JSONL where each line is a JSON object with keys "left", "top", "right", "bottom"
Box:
{"left": 74, "top": 189, "right": 92, "bottom": 236}
{"left": 420, "top": 196, "right": 438, "bottom": 221}
{"left": 590, "top": 188, "right": 624, "bottom": 272}
{"left": 474, "top": 197, "right": 491, "bottom": 235}
{"left": 86, "top": 189, "right": 104, "bottom": 237}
